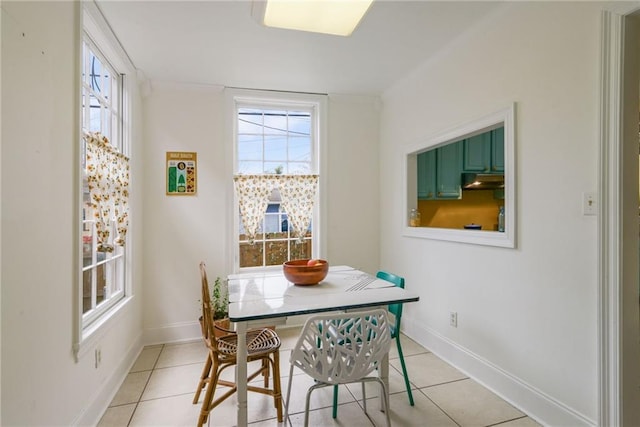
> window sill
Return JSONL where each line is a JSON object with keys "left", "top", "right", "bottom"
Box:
{"left": 403, "top": 226, "right": 515, "bottom": 248}
{"left": 73, "top": 295, "right": 135, "bottom": 362}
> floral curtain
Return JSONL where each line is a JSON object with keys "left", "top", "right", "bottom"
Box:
{"left": 277, "top": 175, "right": 319, "bottom": 242}
{"left": 84, "top": 132, "right": 130, "bottom": 252}
{"left": 233, "top": 175, "right": 278, "bottom": 244}
{"left": 233, "top": 174, "right": 319, "bottom": 244}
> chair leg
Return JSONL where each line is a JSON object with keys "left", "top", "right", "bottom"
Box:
{"left": 284, "top": 365, "right": 295, "bottom": 425}
{"left": 395, "top": 335, "right": 415, "bottom": 406}
{"left": 303, "top": 385, "right": 316, "bottom": 427}
{"left": 376, "top": 378, "right": 392, "bottom": 427}
{"left": 272, "top": 352, "right": 283, "bottom": 422}
{"left": 193, "top": 353, "right": 212, "bottom": 404}
{"left": 262, "top": 358, "right": 270, "bottom": 387}
{"left": 361, "top": 381, "right": 367, "bottom": 414}
{"left": 197, "top": 360, "right": 220, "bottom": 427}
{"left": 332, "top": 384, "right": 338, "bottom": 418}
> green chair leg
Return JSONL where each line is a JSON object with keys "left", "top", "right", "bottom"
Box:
{"left": 395, "top": 335, "right": 414, "bottom": 406}
{"left": 332, "top": 384, "right": 339, "bottom": 418}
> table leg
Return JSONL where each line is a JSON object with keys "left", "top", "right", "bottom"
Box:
{"left": 236, "top": 321, "right": 248, "bottom": 427}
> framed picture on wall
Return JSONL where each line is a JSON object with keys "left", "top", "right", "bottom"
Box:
{"left": 166, "top": 151, "right": 197, "bottom": 195}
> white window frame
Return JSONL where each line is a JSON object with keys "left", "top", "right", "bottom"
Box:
{"left": 74, "top": 3, "right": 135, "bottom": 361}
{"left": 225, "top": 89, "right": 327, "bottom": 273}
{"left": 81, "top": 36, "right": 126, "bottom": 327}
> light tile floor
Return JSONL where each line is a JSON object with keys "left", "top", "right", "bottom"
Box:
{"left": 98, "top": 327, "right": 542, "bottom": 427}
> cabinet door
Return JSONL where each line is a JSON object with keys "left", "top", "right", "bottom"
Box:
{"left": 463, "top": 132, "right": 492, "bottom": 172}
{"left": 491, "top": 127, "right": 505, "bottom": 172}
{"left": 436, "top": 142, "right": 462, "bottom": 199}
{"left": 417, "top": 150, "right": 436, "bottom": 200}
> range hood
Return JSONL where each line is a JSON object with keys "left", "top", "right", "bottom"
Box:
{"left": 462, "top": 173, "right": 505, "bottom": 190}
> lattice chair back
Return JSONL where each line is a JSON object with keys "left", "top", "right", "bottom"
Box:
{"left": 290, "top": 309, "right": 391, "bottom": 385}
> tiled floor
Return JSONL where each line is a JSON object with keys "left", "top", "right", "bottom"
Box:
{"left": 98, "top": 327, "right": 541, "bottom": 426}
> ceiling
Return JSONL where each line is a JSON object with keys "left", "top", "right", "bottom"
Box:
{"left": 96, "top": 1, "right": 501, "bottom": 95}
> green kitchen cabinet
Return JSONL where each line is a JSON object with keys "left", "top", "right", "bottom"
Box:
{"left": 435, "top": 142, "right": 462, "bottom": 199}
{"left": 417, "top": 142, "right": 462, "bottom": 200}
{"left": 463, "top": 132, "right": 492, "bottom": 172}
{"left": 462, "top": 127, "right": 504, "bottom": 173}
{"left": 491, "top": 127, "right": 505, "bottom": 172}
{"left": 417, "top": 150, "right": 436, "bottom": 200}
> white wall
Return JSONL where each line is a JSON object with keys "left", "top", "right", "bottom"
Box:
{"left": 1, "top": 2, "right": 145, "bottom": 425}
{"left": 380, "top": 3, "right": 603, "bottom": 425}
{"left": 141, "top": 85, "right": 381, "bottom": 343}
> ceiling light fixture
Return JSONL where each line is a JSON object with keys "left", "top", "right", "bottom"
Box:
{"left": 254, "top": 0, "right": 374, "bottom": 37}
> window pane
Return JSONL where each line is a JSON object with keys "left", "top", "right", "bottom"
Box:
{"left": 289, "top": 113, "right": 311, "bottom": 135}
{"left": 90, "top": 52, "right": 103, "bottom": 94}
{"left": 96, "top": 263, "right": 106, "bottom": 307}
{"left": 89, "top": 95, "right": 101, "bottom": 132}
{"left": 238, "top": 135, "right": 263, "bottom": 161}
{"left": 264, "top": 135, "right": 287, "bottom": 162}
{"left": 287, "top": 162, "right": 311, "bottom": 174}
{"left": 265, "top": 240, "right": 287, "bottom": 266}
{"left": 82, "top": 269, "right": 93, "bottom": 314}
{"left": 264, "top": 162, "right": 284, "bottom": 174}
{"left": 289, "top": 137, "right": 311, "bottom": 162}
{"left": 290, "top": 239, "right": 312, "bottom": 259}
{"left": 240, "top": 242, "right": 264, "bottom": 268}
{"left": 238, "top": 110, "right": 263, "bottom": 134}
{"left": 103, "top": 110, "right": 112, "bottom": 140}
{"left": 263, "top": 110, "right": 287, "bottom": 135}
{"left": 237, "top": 160, "right": 264, "bottom": 174}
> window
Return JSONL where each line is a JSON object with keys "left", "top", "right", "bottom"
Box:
{"left": 231, "top": 92, "right": 324, "bottom": 270}
{"left": 80, "top": 36, "right": 126, "bottom": 328}
{"left": 404, "top": 104, "right": 516, "bottom": 248}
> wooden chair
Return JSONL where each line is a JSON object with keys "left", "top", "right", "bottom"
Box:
{"left": 193, "top": 262, "right": 283, "bottom": 426}
{"left": 284, "top": 309, "right": 392, "bottom": 427}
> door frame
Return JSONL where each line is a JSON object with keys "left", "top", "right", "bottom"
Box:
{"left": 599, "top": 5, "right": 640, "bottom": 426}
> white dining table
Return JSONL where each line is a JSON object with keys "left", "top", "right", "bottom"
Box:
{"left": 227, "top": 265, "right": 420, "bottom": 426}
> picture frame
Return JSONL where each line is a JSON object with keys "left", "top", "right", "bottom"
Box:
{"left": 166, "top": 151, "right": 197, "bottom": 195}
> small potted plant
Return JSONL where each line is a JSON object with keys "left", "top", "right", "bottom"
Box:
{"left": 199, "top": 276, "right": 230, "bottom": 337}
{"left": 211, "top": 276, "right": 230, "bottom": 333}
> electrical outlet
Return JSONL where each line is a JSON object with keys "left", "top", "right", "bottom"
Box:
{"left": 449, "top": 312, "right": 458, "bottom": 327}
{"left": 583, "top": 192, "right": 597, "bottom": 216}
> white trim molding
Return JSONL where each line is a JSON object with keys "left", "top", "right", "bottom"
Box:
{"left": 598, "top": 11, "right": 623, "bottom": 426}
{"left": 598, "top": 5, "right": 640, "bottom": 426}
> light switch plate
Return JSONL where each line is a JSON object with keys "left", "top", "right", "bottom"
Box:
{"left": 583, "top": 192, "right": 597, "bottom": 216}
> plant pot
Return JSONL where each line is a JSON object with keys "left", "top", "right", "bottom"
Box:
{"left": 213, "top": 317, "right": 231, "bottom": 337}
{"left": 198, "top": 316, "right": 232, "bottom": 338}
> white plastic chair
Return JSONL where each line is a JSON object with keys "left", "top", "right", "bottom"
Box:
{"left": 284, "top": 309, "right": 392, "bottom": 427}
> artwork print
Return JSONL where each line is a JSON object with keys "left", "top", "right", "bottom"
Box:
{"left": 166, "top": 152, "right": 197, "bottom": 195}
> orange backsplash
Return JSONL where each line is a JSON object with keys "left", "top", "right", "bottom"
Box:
{"left": 418, "top": 190, "right": 503, "bottom": 231}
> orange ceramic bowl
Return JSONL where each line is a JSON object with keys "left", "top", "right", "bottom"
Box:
{"left": 283, "top": 259, "right": 329, "bottom": 286}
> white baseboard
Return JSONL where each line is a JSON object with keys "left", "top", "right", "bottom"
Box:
{"left": 72, "top": 331, "right": 144, "bottom": 426}
{"left": 143, "top": 315, "right": 310, "bottom": 346}
{"left": 143, "top": 320, "right": 203, "bottom": 346}
{"left": 403, "top": 319, "right": 595, "bottom": 427}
